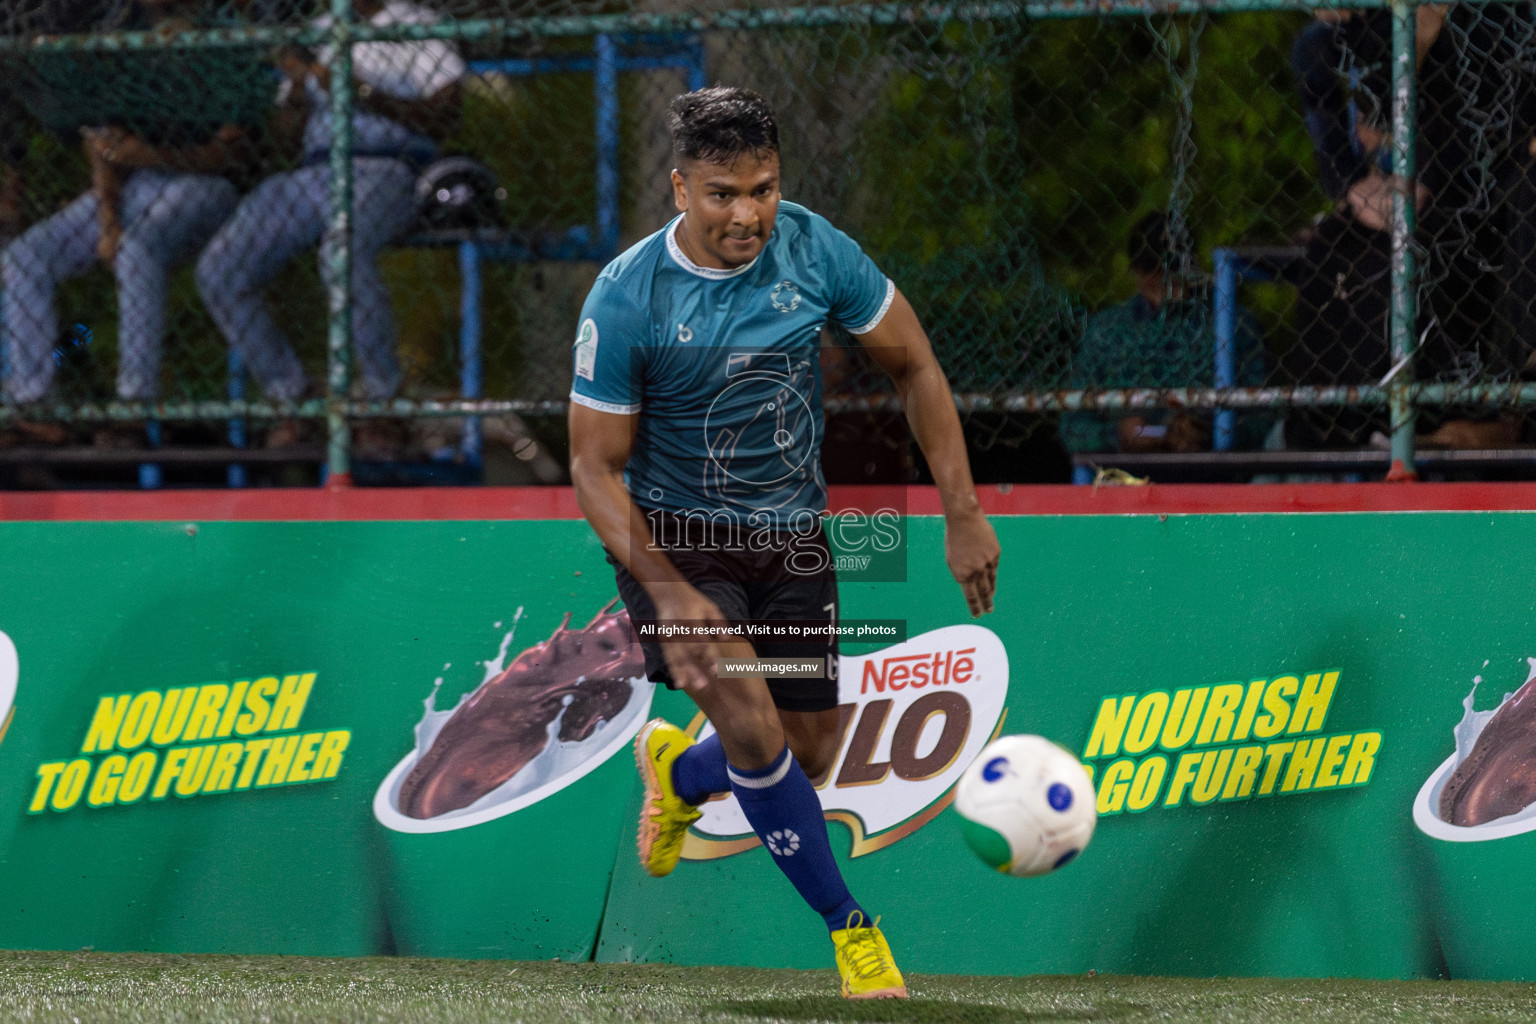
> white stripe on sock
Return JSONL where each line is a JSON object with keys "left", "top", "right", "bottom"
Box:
{"left": 728, "top": 750, "right": 793, "bottom": 790}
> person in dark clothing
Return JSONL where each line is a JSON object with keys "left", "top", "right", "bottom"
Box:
{"left": 1287, "top": 3, "right": 1536, "bottom": 449}
{"left": 1292, "top": 11, "right": 1374, "bottom": 204}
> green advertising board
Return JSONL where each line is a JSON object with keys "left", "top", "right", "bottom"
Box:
{"left": 0, "top": 520, "right": 636, "bottom": 960}
{"left": 0, "top": 510, "right": 1533, "bottom": 980}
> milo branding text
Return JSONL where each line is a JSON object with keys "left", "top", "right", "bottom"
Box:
{"left": 687, "top": 625, "right": 1008, "bottom": 859}
{"left": 29, "top": 672, "right": 351, "bottom": 814}
{"left": 1081, "top": 669, "right": 1383, "bottom": 815}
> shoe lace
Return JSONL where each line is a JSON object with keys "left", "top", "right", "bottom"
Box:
{"left": 840, "top": 914, "right": 895, "bottom": 981}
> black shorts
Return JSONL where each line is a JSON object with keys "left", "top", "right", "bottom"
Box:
{"left": 608, "top": 508, "right": 840, "bottom": 713}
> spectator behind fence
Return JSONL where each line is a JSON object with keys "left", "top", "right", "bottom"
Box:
{"left": 196, "top": 0, "right": 465, "bottom": 455}
{"left": 1292, "top": 10, "right": 1372, "bottom": 204}
{"left": 0, "top": 0, "right": 144, "bottom": 247}
{"left": 1, "top": 0, "right": 258, "bottom": 449}
{"left": 1286, "top": 3, "right": 1535, "bottom": 449}
{"left": 1060, "top": 212, "right": 1270, "bottom": 458}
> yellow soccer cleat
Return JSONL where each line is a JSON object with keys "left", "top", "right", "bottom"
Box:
{"left": 831, "top": 912, "right": 908, "bottom": 999}
{"left": 634, "top": 718, "right": 703, "bottom": 878}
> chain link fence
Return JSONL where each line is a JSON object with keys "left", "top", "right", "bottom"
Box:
{"left": 0, "top": 0, "right": 1529, "bottom": 487}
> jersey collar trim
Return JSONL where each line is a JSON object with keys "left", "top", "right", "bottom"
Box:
{"left": 666, "top": 218, "right": 761, "bottom": 280}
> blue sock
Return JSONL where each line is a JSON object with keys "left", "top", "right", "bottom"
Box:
{"left": 729, "top": 746, "right": 866, "bottom": 932}
{"left": 671, "top": 732, "right": 729, "bottom": 806}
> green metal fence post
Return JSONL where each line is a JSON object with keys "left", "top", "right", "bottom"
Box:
{"left": 324, "top": 0, "right": 356, "bottom": 486}
{"left": 1387, "top": 0, "right": 1419, "bottom": 481}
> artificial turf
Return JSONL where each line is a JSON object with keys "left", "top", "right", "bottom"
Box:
{"left": 0, "top": 951, "right": 1531, "bottom": 1024}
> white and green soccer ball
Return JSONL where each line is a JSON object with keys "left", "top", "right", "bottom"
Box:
{"left": 953, "top": 734, "right": 1097, "bottom": 877}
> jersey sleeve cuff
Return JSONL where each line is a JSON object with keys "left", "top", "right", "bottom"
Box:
{"left": 570, "top": 391, "right": 641, "bottom": 415}
{"left": 847, "top": 279, "right": 896, "bottom": 335}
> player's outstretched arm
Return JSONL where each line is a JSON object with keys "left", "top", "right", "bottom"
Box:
{"left": 568, "top": 403, "right": 734, "bottom": 692}
{"left": 854, "top": 288, "right": 1000, "bottom": 617}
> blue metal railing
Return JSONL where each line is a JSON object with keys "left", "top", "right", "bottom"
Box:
{"left": 451, "top": 35, "right": 706, "bottom": 464}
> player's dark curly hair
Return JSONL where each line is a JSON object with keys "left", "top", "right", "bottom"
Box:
{"left": 667, "top": 86, "right": 780, "bottom": 165}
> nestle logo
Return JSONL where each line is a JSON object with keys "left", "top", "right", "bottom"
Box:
{"left": 860, "top": 648, "right": 976, "bottom": 694}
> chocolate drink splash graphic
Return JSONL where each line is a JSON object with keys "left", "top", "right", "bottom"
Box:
{"left": 398, "top": 602, "right": 644, "bottom": 819}
{"left": 1440, "top": 669, "right": 1536, "bottom": 827}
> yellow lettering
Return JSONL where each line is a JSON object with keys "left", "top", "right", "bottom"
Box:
{"left": 216, "top": 681, "right": 249, "bottom": 738}
{"left": 1191, "top": 747, "right": 1233, "bottom": 804}
{"left": 51, "top": 759, "right": 91, "bottom": 811}
{"left": 1221, "top": 745, "right": 1265, "bottom": 800}
{"left": 1160, "top": 687, "right": 1209, "bottom": 752}
{"left": 236, "top": 738, "right": 273, "bottom": 789}
{"left": 181, "top": 684, "right": 230, "bottom": 742}
{"left": 1281, "top": 737, "right": 1326, "bottom": 792}
{"left": 1127, "top": 755, "right": 1167, "bottom": 812}
{"left": 1341, "top": 731, "right": 1381, "bottom": 785}
{"left": 1195, "top": 684, "right": 1245, "bottom": 745}
{"left": 265, "top": 673, "right": 315, "bottom": 733}
{"left": 117, "top": 691, "right": 161, "bottom": 750}
{"left": 152, "top": 747, "right": 191, "bottom": 799}
{"left": 1315, "top": 733, "right": 1352, "bottom": 789}
{"left": 1163, "top": 751, "right": 1204, "bottom": 807}
{"left": 1258, "top": 742, "right": 1294, "bottom": 795}
{"left": 1124, "top": 692, "right": 1170, "bottom": 755}
{"left": 174, "top": 745, "right": 216, "bottom": 797}
{"left": 202, "top": 742, "right": 246, "bottom": 793}
{"left": 1084, "top": 696, "right": 1136, "bottom": 758}
{"left": 81, "top": 695, "right": 130, "bottom": 754}
{"left": 258, "top": 735, "right": 300, "bottom": 786}
{"left": 286, "top": 732, "right": 324, "bottom": 783}
{"left": 29, "top": 762, "right": 66, "bottom": 813}
{"left": 88, "top": 754, "right": 128, "bottom": 806}
{"left": 117, "top": 751, "right": 157, "bottom": 804}
{"left": 1288, "top": 671, "right": 1339, "bottom": 735}
{"left": 1253, "top": 677, "right": 1299, "bottom": 739}
{"left": 236, "top": 678, "right": 278, "bottom": 735}
{"left": 150, "top": 688, "right": 194, "bottom": 746}
{"left": 1096, "top": 758, "right": 1134, "bottom": 814}
{"left": 1233, "top": 679, "right": 1266, "bottom": 741}
{"left": 311, "top": 731, "right": 350, "bottom": 780}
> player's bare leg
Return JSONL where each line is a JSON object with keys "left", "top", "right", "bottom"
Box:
{"left": 778, "top": 707, "right": 842, "bottom": 783}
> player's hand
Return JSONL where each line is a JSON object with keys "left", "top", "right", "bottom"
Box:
{"left": 651, "top": 583, "right": 734, "bottom": 695}
{"left": 945, "top": 509, "right": 999, "bottom": 617}
{"left": 80, "top": 126, "right": 125, "bottom": 160}
{"left": 100, "top": 133, "right": 161, "bottom": 169}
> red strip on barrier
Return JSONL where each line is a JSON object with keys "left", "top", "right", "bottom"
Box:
{"left": 6, "top": 482, "right": 1536, "bottom": 522}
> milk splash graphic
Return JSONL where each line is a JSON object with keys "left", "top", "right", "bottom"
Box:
{"left": 1414, "top": 657, "right": 1536, "bottom": 842}
{"left": 0, "top": 630, "right": 15, "bottom": 746}
{"left": 374, "top": 604, "right": 652, "bottom": 834}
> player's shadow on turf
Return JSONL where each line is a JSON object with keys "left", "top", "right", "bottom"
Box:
{"left": 712, "top": 996, "right": 1117, "bottom": 1022}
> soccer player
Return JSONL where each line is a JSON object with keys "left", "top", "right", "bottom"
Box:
{"left": 568, "top": 86, "right": 999, "bottom": 999}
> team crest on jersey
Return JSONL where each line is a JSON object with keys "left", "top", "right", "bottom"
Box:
{"left": 574, "top": 319, "right": 597, "bottom": 381}
{"left": 770, "top": 280, "right": 802, "bottom": 313}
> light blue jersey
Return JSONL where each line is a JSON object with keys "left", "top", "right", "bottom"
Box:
{"left": 570, "top": 202, "right": 894, "bottom": 522}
